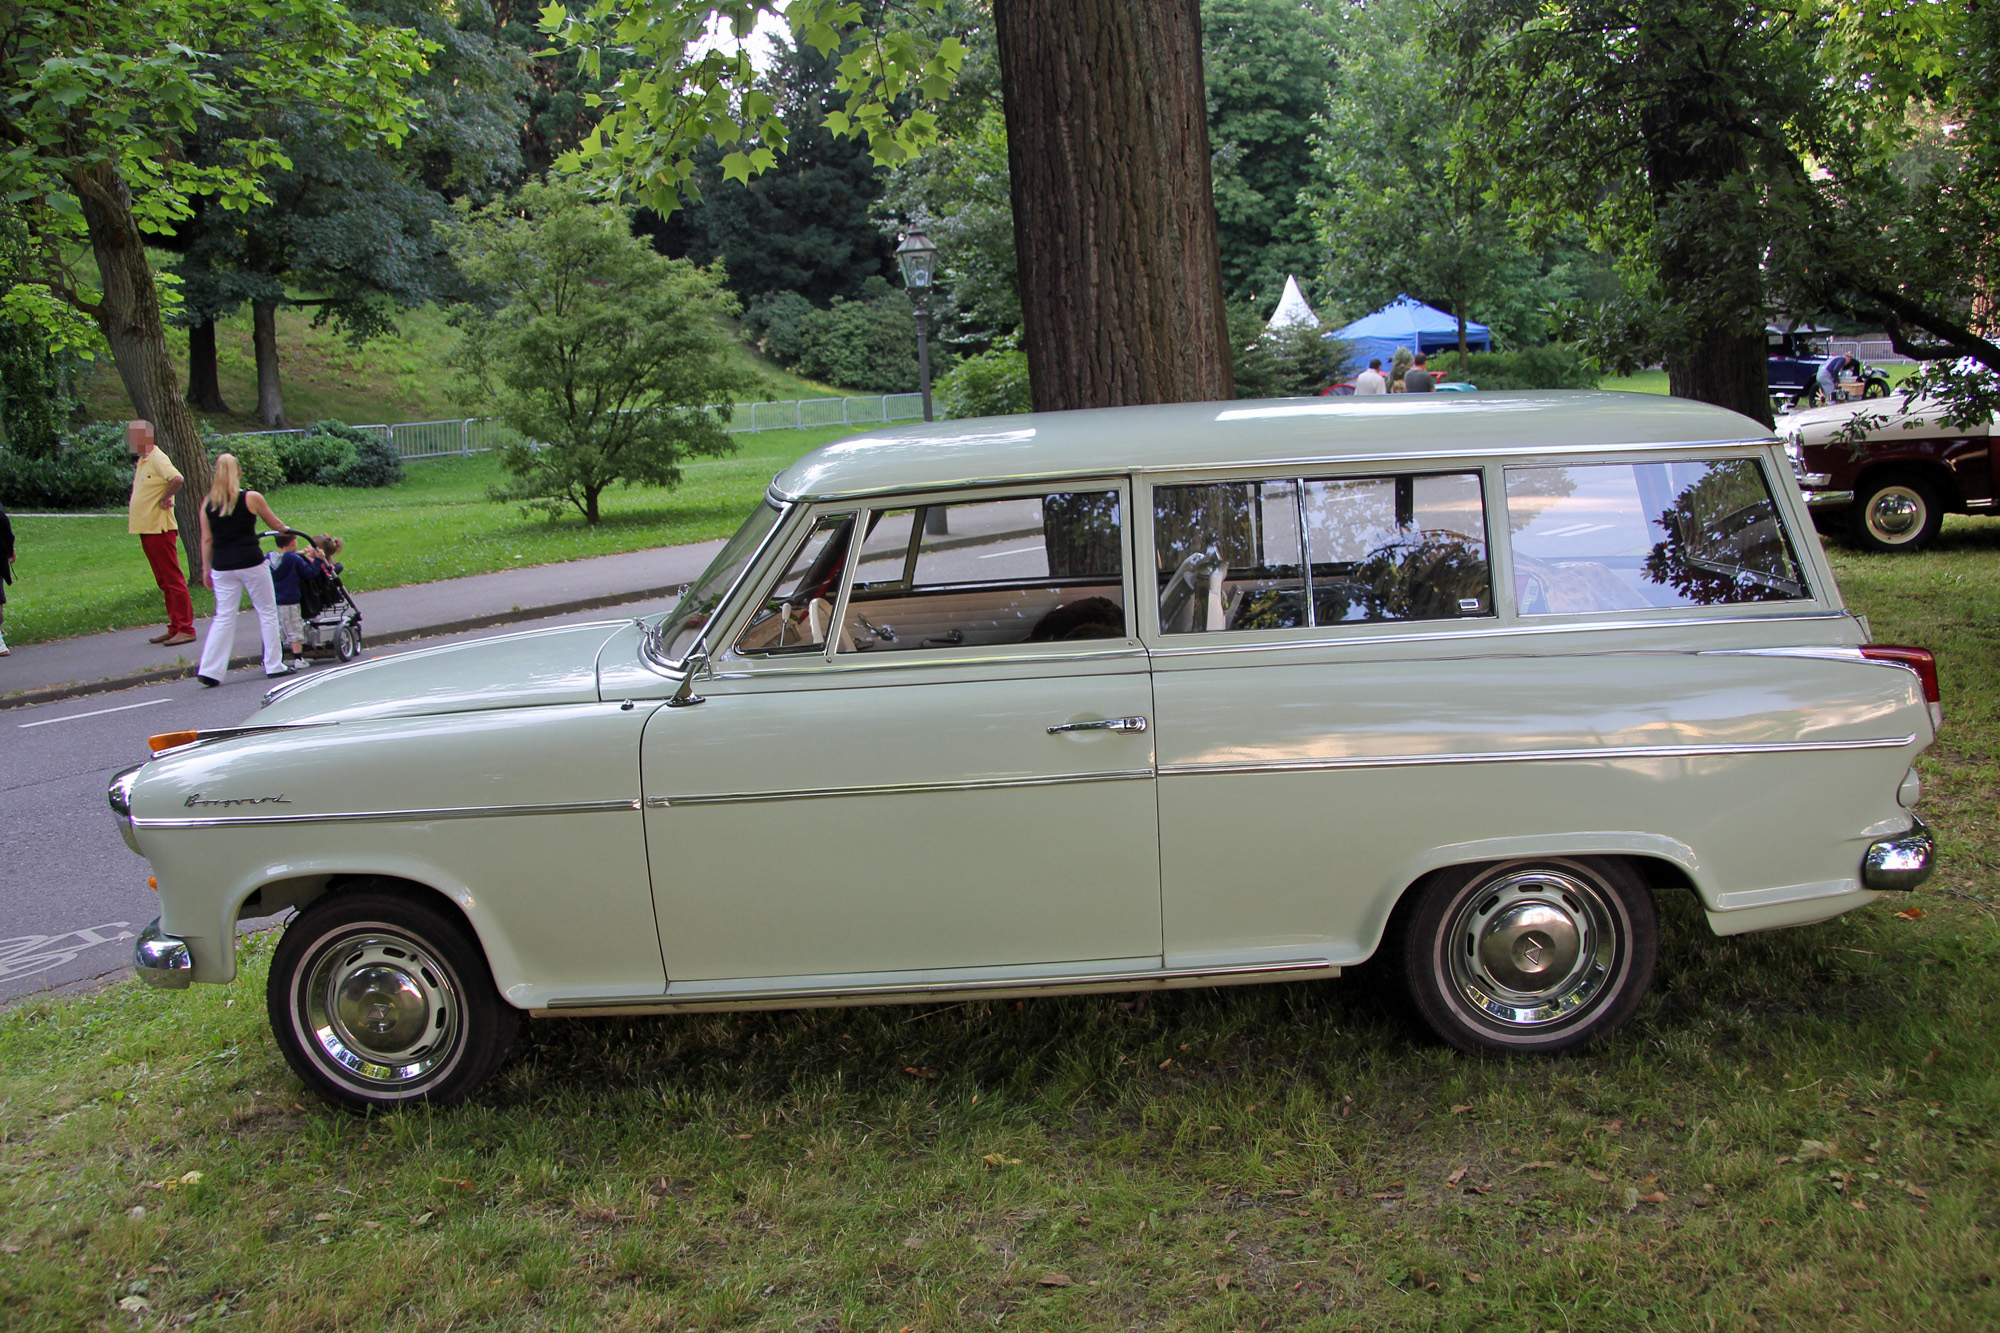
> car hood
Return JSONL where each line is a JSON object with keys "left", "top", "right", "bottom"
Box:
{"left": 1785, "top": 396, "right": 1988, "bottom": 445}
{"left": 253, "top": 620, "right": 630, "bottom": 725}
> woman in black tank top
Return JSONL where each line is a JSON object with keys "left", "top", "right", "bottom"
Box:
{"left": 196, "top": 453, "right": 298, "bottom": 687}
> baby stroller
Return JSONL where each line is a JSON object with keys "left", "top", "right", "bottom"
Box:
{"left": 267, "top": 528, "right": 365, "bottom": 663}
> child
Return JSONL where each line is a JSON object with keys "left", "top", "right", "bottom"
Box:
{"left": 267, "top": 530, "right": 314, "bottom": 668}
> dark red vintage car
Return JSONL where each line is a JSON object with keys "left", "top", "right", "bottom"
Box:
{"left": 1785, "top": 397, "right": 1997, "bottom": 551}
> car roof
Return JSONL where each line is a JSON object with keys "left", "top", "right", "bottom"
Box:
{"left": 769, "top": 390, "right": 1775, "bottom": 502}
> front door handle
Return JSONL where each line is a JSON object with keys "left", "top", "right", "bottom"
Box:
{"left": 1047, "top": 715, "right": 1149, "bottom": 735}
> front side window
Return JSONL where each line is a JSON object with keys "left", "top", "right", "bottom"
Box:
{"left": 1154, "top": 471, "right": 1491, "bottom": 633}
{"left": 838, "top": 490, "right": 1126, "bottom": 653}
{"left": 1506, "top": 459, "right": 1810, "bottom": 615}
{"left": 650, "top": 500, "right": 785, "bottom": 664}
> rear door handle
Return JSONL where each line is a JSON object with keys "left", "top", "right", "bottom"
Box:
{"left": 1047, "top": 715, "right": 1149, "bottom": 735}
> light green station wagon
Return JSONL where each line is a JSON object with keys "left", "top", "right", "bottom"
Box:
{"left": 112, "top": 392, "right": 1940, "bottom": 1110}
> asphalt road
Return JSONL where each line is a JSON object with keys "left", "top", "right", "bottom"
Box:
{"left": 0, "top": 605, "right": 655, "bottom": 1006}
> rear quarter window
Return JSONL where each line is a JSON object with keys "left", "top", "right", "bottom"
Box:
{"left": 1506, "top": 458, "right": 1811, "bottom": 615}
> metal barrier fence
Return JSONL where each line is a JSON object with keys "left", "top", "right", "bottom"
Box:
{"left": 222, "top": 395, "right": 927, "bottom": 460}
{"left": 1830, "top": 338, "right": 1915, "bottom": 364}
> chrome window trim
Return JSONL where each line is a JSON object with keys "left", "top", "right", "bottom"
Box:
{"left": 133, "top": 798, "right": 641, "bottom": 830}
{"left": 1157, "top": 734, "right": 1916, "bottom": 780}
{"left": 1143, "top": 609, "right": 1855, "bottom": 658}
{"left": 714, "top": 643, "right": 1150, "bottom": 680}
{"left": 646, "top": 500, "right": 794, "bottom": 671}
{"left": 651, "top": 767, "right": 1156, "bottom": 808}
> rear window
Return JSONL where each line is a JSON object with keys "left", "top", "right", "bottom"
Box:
{"left": 1505, "top": 459, "right": 1810, "bottom": 614}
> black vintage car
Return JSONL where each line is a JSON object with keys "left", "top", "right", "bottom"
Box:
{"left": 1768, "top": 324, "right": 1890, "bottom": 409}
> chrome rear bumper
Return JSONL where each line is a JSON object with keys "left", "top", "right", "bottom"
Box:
{"left": 133, "top": 918, "right": 194, "bottom": 989}
{"left": 1862, "top": 816, "right": 1934, "bottom": 892}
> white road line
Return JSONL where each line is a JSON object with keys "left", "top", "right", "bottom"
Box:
{"left": 18, "top": 697, "right": 172, "bottom": 729}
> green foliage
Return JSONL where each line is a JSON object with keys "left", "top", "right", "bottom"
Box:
{"left": 209, "top": 437, "right": 285, "bottom": 494}
{"left": 541, "top": 2, "right": 964, "bottom": 215}
{"left": 938, "top": 344, "right": 1030, "bottom": 418}
{"left": 746, "top": 281, "right": 923, "bottom": 393}
{"left": 880, "top": 106, "right": 1020, "bottom": 345}
{"left": 274, "top": 433, "right": 354, "bottom": 485}
{"left": 316, "top": 433, "right": 404, "bottom": 489}
{"left": 0, "top": 208, "right": 85, "bottom": 458}
{"left": 449, "top": 181, "right": 754, "bottom": 525}
{"left": 1454, "top": 347, "right": 1600, "bottom": 390}
{"left": 1227, "top": 306, "right": 1351, "bottom": 399}
{"left": 0, "top": 422, "right": 128, "bottom": 509}
{"left": 1203, "top": 0, "right": 1339, "bottom": 309}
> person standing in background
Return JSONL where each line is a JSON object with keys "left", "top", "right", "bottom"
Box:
{"left": 127, "top": 420, "right": 196, "bottom": 647}
{"left": 1388, "top": 346, "right": 1415, "bottom": 393}
{"left": 0, "top": 499, "right": 14, "bottom": 657}
{"left": 1405, "top": 354, "right": 1438, "bottom": 392}
{"left": 195, "top": 453, "right": 295, "bottom": 686}
{"left": 1354, "top": 359, "right": 1388, "bottom": 394}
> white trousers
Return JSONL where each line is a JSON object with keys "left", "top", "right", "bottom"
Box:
{"left": 199, "top": 562, "right": 285, "bottom": 680}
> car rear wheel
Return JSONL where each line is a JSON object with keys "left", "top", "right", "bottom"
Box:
{"left": 1401, "top": 858, "right": 1656, "bottom": 1055}
{"left": 268, "top": 890, "right": 519, "bottom": 1111}
{"left": 1850, "top": 474, "right": 1943, "bottom": 552}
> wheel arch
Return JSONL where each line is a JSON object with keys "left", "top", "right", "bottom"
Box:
{"left": 1853, "top": 458, "right": 1964, "bottom": 512}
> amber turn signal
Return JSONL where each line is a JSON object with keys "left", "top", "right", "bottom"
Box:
{"left": 148, "top": 730, "right": 200, "bottom": 753}
{"left": 147, "top": 877, "right": 157, "bottom": 892}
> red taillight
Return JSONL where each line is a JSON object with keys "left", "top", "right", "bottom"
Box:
{"left": 1862, "top": 645, "right": 1942, "bottom": 729}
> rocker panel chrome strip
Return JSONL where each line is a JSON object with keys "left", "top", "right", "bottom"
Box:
{"left": 133, "top": 798, "right": 641, "bottom": 830}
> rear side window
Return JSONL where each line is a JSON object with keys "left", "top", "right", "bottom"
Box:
{"left": 1153, "top": 471, "right": 1491, "bottom": 633}
{"left": 1506, "top": 459, "right": 1810, "bottom": 614}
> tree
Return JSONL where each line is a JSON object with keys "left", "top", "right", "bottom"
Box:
{"left": 0, "top": 1, "right": 425, "bottom": 570}
{"left": 1311, "top": 3, "right": 1534, "bottom": 375}
{"left": 993, "top": 0, "right": 1234, "bottom": 410}
{"left": 1203, "top": 0, "right": 1338, "bottom": 310}
{"left": 547, "top": 1, "right": 1240, "bottom": 413}
{"left": 1443, "top": 0, "right": 1832, "bottom": 426}
{"left": 449, "top": 182, "right": 755, "bottom": 525}
{"left": 170, "top": 0, "right": 525, "bottom": 427}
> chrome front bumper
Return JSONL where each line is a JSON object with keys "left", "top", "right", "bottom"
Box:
{"left": 1802, "top": 488, "right": 1855, "bottom": 510}
{"left": 133, "top": 918, "right": 194, "bottom": 989}
{"left": 1862, "top": 816, "right": 1934, "bottom": 892}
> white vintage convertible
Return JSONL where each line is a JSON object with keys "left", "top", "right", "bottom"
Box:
{"left": 112, "top": 392, "right": 1938, "bottom": 1110}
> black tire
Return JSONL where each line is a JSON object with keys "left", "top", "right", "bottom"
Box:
{"left": 337, "top": 624, "right": 362, "bottom": 661}
{"left": 1848, "top": 473, "right": 1944, "bottom": 553}
{"left": 1401, "top": 857, "right": 1656, "bottom": 1055}
{"left": 1862, "top": 376, "right": 1890, "bottom": 400}
{"left": 268, "top": 890, "right": 519, "bottom": 1111}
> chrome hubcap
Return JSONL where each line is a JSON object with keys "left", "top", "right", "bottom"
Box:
{"left": 1445, "top": 869, "right": 1615, "bottom": 1027}
{"left": 1866, "top": 489, "right": 1922, "bottom": 540}
{"left": 303, "top": 931, "right": 460, "bottom": 1086}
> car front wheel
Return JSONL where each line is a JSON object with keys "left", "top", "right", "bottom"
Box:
{"left": 1401, "top": 858, "right": 1657, "bottom": 1055}
{"left": 1850, "top": 474, "right": 1943, "bottom": 552}
{"left": 268, "top": 889, "right": 519, "bottom": 1111}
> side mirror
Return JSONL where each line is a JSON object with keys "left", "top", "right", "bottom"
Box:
{"left": 666, "top": 643, "right": 710, "bottom": 708}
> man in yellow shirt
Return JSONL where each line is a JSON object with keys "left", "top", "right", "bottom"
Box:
{"left": 127, "top": 420, "right": 196, "bottom": 645}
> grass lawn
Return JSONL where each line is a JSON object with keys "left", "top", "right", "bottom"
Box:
{"left": 3, "top": 526, "right": 1999, "bottom": 1330}
{"left": 4, "top": 425, "right": 864, "bottom": 647}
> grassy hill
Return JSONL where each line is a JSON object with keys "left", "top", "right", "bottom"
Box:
{"left": 78, "top": 286, "right": 857, "bottom": 433}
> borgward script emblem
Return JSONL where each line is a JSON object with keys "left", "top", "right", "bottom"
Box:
{"left": 185, "top": 793, "right": 292, "bottom": 809}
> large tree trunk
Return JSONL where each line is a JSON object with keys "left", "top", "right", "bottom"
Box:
{"left": 993, "top": 0, "right": 1233, "bottom": 412}
{"left": 252, "top": 301, "right": 286, "bottom": 428}
{"left": 187, "top": 318, "right": 230, "bottom": 413}
{"left": 75, "top": 163, "right": 211, "bottom": 577}
{"left": 1637, "top": 22, "right": 1773, "bottom": 429}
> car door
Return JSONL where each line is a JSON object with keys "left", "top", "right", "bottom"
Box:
{"left": 639, "top": 484, "right": 1162, "bottom": 989}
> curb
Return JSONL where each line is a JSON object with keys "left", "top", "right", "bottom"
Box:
{"left": 0, "top": 585, "right": 682, "bottom": 712}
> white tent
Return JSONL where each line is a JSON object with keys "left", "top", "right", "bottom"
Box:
{"left": 1265, "top": 275, "right": 1318, "bottom": 332}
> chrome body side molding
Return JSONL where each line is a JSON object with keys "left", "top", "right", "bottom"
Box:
{"left": 1157, "top": 735, "right": 1916, "bottom": 780}
{"left": 652, "top": 768, "right": 1156, "bottom": 808}
{"left": 132, "top": 798, "right": 642, "bottom": 830}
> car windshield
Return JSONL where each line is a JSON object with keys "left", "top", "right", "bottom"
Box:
{"left": 645, "top": 500, "right": 785, "bottom": 667}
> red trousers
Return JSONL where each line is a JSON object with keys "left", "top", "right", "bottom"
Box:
{"left": 140, "top": 532, "right": 195, "bottom": 635}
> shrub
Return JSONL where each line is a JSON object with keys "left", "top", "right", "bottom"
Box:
{"left": 1452, "top": 346, "right": 1599, "bottom": 390}
{"left": 744, "top": 292, "right": 819, "bottom": 367}
{"left": 315, "top": 432, "right": 403, "bottom": 488}
{"left": 0, "top": 422, "right": 129, "bottom": 509}
{"left": 746, "top": 286, "right": 925, "bottom": 394}
{"left": 275, "top": 432, "right": 353, "bottom": 484}
{"left": 939, "top": 346, "right": 1031, "bottom": 418}
{"left": 208, "top": 436, "right": 285, "bottom": 493}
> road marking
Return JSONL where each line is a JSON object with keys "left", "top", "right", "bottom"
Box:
{"left": 0, "top": 923, "right": 134, "bottom": 981}
{"left": 18, "top": 697, "right": 171, "bottom": 729}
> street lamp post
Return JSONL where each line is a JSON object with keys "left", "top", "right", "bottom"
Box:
{"left": 895, "top": 228, "right": 938, "bottom": 423}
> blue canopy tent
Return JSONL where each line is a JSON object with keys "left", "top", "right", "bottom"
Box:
{"left": 1328, "top": 297, "right": 1490, "bottom": 375}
